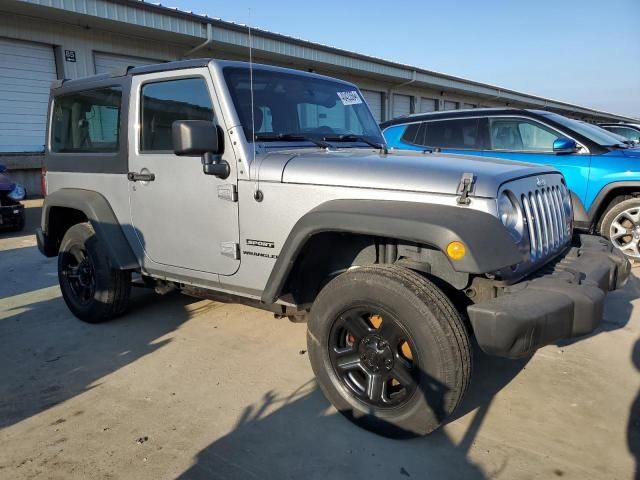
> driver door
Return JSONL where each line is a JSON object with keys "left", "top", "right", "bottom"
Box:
{"left": 128, "top": 68, "right": 240, "bottom": 275}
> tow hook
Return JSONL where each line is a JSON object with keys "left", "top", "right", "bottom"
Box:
{"left": 456, "top": 172, "right": 476, "bottom": 205}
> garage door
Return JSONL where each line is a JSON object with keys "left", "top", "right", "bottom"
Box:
{"left": 392, "top": 94, "right": 411, "bottom": 119}
{"left": 444, "top": 101, "right": 459, "bottom": 111}
{"left": 0, "top": 38, "right": 57, "bottom": 152}
{"left": 94, "top": 52, "right": 162, "bottom": 74}
{"left": 361, "top": 90, "right": 384, "bottom": 123}
{"left": 420, "top": 98, "right": 438, "bottom": 113}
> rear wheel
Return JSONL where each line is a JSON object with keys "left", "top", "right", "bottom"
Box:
{"left": 58, "top": 223, "right": 131, "bottom": 323}
{"left": 307, "top": 265, "right": 471, "bottom": 438}
{"left": 601, "top": 198, "right": 640, "bottom": 260}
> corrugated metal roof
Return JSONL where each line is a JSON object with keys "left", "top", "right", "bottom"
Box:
{"left": 15, "top": 0, "right": 637, "bottom": 121}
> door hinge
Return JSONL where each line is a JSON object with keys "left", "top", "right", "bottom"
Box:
{"left": 218, "top": 184, "right": 238, "bottom": 202}
{"left": 456, "top": 172, "right": 476, "bottom": 205}
{"left": 221, "top": 242, "right": 240, "bottom": 260}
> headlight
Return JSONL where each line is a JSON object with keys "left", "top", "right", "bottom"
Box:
{"left": 7, "top": 183, "right": 26, "bottom": 202}
{"left": 497, "top": 191, "right": 524, "bottom": 242}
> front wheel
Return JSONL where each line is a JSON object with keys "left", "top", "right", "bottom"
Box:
{"left": 307, "top": 265, "right": 472, "bottom": 438}
{"left": 601, "top": 198, "right": 640, "bottom": 260}
{"left": 58, "top": 222, "right": 131, "bottom": 323}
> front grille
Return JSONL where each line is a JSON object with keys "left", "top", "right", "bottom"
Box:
{"left": 521, "top": 186, "right": 570, "bottom": 260}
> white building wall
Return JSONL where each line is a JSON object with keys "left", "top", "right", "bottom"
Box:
{"left": 0, "top": 11, "right": 185, "bottom": 80}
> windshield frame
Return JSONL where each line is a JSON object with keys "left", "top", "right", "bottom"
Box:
{"left": 222, "top": 66, "right": 385, "bottom": 147}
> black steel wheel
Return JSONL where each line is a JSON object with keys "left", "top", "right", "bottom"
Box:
{"left": 58, "top": 223, "right": 131, "bottom": 323}
{"left": 328, "top": 306, "right": 420, "bottom": 409}
{"left": 308, "top": 265, "right": 472, "bottom": 438}
{"left": 60, "top": 244, "right": 96, "bottom": 305}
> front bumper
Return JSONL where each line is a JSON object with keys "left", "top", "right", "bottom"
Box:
{"left": 0, "top": 202, "right": 24, "bottom": 226}
{"left": 468, "top": 234, "right": 631, "bottom": 358}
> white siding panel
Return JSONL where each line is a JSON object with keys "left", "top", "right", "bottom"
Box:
{"left": 392, "top": 94, "right": 411, "bottom": 119}
{"left": 94, "top": 52, "right": 161, "bottom": 74}
{"left": 0, "top": 37, "right": 56, "bottom": 152}
{"left": 361, "top": 89, "right": 384, "bottom": 123}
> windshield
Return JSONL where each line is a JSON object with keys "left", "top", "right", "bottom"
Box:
{"left": 223, "top": 67, "right": 383, "bottom": 145}
{"left": 540, "top": 112, "right": 628, "bottom": 147}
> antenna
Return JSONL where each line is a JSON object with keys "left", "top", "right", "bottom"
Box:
{"left": 248, "top": 11, "right": 263, "bottom": 202}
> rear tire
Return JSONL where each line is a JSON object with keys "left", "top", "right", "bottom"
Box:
{"left": 58, "top": 223, "right": 131, "bottom": 323}
{"left": 307, "top": 265, "right": 471, "bottom": 438}
{"left": 601, "top": 197, "right": 640, "bottom": 260}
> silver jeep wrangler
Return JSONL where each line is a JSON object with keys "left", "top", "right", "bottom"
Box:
{"left": 37, "top": 59, "right": 630, "bottom": 437}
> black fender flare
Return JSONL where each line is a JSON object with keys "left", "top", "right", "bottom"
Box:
{"left": 570, "top": 191, "right": 590, "bottom": 228}
{"left": 261, "top": 199, "right": 523, "bottom": 304}
{"left": 40, "top": 188, "right": 138, "bottom": 270}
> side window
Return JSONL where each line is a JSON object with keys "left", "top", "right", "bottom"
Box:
{"left": 140, "top": 77, "right": 214, "bottom": 152}
{"left": 423, "top": 119, "right": 480, "bottom": 149}
{"left": 51, "top": 87, "right": 122, "bottom": 153}
{"left": 489, "top": 118, "right": 559, "bottom": 152}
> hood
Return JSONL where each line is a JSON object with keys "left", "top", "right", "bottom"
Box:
{"left": 251, "top": 148, "right": 559, "bottom": 198}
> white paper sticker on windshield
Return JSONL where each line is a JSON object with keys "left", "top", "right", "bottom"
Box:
{"left": 337, "top": 91, "right": 363, "bottom": 106}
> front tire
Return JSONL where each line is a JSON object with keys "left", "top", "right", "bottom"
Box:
{"left": 601, "top": 197, "right": 640, "bottom": 260}
{"left": 307, "top": 265, "right": 471, "bottom": 438}
{"left": 58, "top": 222, "right": 131, "bottom": 323}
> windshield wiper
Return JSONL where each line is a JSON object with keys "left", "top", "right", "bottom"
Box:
{"left": 323, "top": 134, "right": 388, "bottom": 152}
{"left": 254, "top": 133, "right": 330, "bottom": 148}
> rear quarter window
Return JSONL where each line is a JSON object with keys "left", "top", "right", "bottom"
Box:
{"left": 51, "top": 87, "right": 122, "bottom": 153}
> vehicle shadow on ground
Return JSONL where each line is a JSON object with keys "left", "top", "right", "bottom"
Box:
{"left": 0, "top": 246, "right": 58, "bottom": 298}
{"left": 0, "top": 289, "right": 194, "bottom": 429}
{"left": 176, "top": 345, "right": 528, "bottom": 480}
{"left": 630, "top": 339, "right": 640, "bottom": 480}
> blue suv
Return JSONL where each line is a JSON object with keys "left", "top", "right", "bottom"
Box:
{"left": 381, "top": 109, "right": 640, "bottom": 260}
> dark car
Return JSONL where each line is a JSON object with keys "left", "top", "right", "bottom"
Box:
{"left": 0, "top": 165, "right": 26, "bottom": 231}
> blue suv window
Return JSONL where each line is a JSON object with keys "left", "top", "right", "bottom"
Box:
{"left": 401, "top": 119, "right": 481, "bottom": 149}
{"left": 489, "top": 118, "right": 559, "bottom": 152}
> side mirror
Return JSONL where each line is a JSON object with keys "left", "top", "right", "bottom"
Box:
{"left": 553, "top": 137, "right": 578, "bottom": 155}
{"left": 171, "top": 120, "right": 229, "bottom": 179}
{"left": 172, "top": 120, "right": 220, "bottom": 156}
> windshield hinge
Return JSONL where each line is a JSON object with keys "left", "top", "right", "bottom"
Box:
{"left": 218, "top": 184, "right": 238, "bottom": 202}
{"left": 221, "top": 242, "right": 240, "bottom": 260}
{"left": 456, "top": 172, "right": 476, "bottom": 206}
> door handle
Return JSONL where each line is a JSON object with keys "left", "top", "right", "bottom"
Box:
{"left": 127, "top": 172, "right": 155, "bottom": 182}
